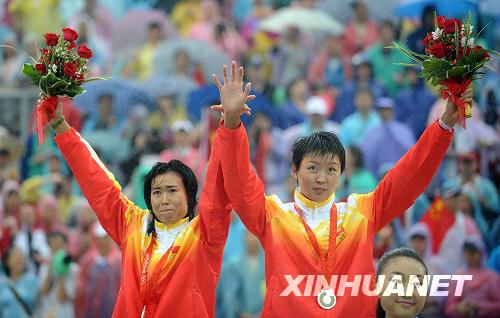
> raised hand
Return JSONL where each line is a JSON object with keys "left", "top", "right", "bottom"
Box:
{"left": 212, "top": 61, "right": 254, "bottom": 129}
{"left": 441, "top": 86, "right": 473, "bottom": 127}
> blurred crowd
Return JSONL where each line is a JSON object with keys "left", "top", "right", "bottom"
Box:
{"left": 0, "top": 0, "right": 499, "bottom": 317}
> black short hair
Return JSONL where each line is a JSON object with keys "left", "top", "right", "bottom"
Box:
{"left": 463, "top": 242, "right": 482, "bottom": 254}
{"left": 143, "top": 160, "right": 198, "bottom": 236}
{"left": 376, "top": 247, "right": 428, "bottom": 318}
{"left": 291, "top": 131, "right": 345, "bottom": 173}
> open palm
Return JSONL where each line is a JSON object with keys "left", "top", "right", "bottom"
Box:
{"left": 212, "top": 61, "right": 254, "bottom": 116}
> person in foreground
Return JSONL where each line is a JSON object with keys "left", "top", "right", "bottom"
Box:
{"left": 49, "top": 96, "right": 238, "bottom": 318}
{"left": 376, "top": 247, "right": 428, "bottom": 318}
{"left": 211, "top": 61, "right": 472, "bottom": 317}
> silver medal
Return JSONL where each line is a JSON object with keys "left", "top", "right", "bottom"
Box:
{"left": 317, "top": 288, "right": 336, "bottom": 310}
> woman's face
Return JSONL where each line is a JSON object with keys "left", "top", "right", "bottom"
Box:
{"left": 379, "top": 257, "right": 427, "bottom": 318}
{"left": 294, "top": 154, "right": 341, "bottom": 202}
{"left": 150, "top": 172, "right": 188, "bottom": 225}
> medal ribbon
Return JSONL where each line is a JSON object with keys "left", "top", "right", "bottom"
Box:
{"left": 139, "top": 233, "right": 176, "bottom": 317}
{"left": 294, "top": 202, "right": 338, "bottom": 283}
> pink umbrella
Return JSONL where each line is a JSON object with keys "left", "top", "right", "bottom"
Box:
{"left": 111, "top": 8, "right": 177, "bottom": 59}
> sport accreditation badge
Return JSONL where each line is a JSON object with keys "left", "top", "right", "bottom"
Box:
{"left": 317, "top": 288, "right": 336, "bottom": 310}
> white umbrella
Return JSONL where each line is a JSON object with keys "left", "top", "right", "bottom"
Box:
{"left": 111, "top": 9, "right": 176, "bottom": 59}
{"left": 317, "top": 0, "right": 401, "bottom": 23}
{"left": 259, "top": 7, "right": 344, "bottom": 34}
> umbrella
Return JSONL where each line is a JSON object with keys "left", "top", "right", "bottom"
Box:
{"left": 479, "top": 0, "right": 500, "bottom": 15}
{"left": 317, "top": 0, "right": 400, "bottom": 23}
{"left": 73, "top": 79, "right": 156, "bottom": 118}
{"left": 258, "top": 7, "right": 344, "bottom": 34}
{"left": 152, "top": 39, "right": 231, "bottom": 82}
{"left": 186, "top": 84, "right": 277, "bottom": 126}
{"left": 111, "top": 8, "right": 176, "bottom": 59}
{"left": 396, "top": 0, "right": 479, "bottom": 18}
{"left": 141, "top": 75, "right": 198, "bottom": 105}
{"left": 84, "top": 130, "right": 131, "bottom": 162}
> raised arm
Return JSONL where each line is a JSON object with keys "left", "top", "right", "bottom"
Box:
{"left": 196, "top": 130, "right": 232, "bottom": 250}
{"left": 372, "top": 88, "right": 473, "bottom": 232}
{"left": 211, "top": 62, "right": 267, "bottom": 240}
{"left": 51, "top": 100, "right": 141, "bottom": 245}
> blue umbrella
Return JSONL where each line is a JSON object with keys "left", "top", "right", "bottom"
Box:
{"left": 396, "top": 0, "right": 479, "bottom": 18}
{"left": 74, "top": 79, "right": 156, "bottom": 118}
{"left": 186, "top": 84, "right": 277, "bottom": 126}
{"left": 186, "top": 85, "right": 221, "bottom": 124}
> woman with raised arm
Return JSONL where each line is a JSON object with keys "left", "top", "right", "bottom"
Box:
{"left": 49, "top": 96, "right": 236, "bottom": 318}
{"left": 211, "top": 61, "right": 472, "bottom": 317}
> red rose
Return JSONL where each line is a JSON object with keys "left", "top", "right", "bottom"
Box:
{"left": 457, "top": 46, "right": 471, "bottom": 60}
{"left": 423, "top": 33, "right": 432, "bottom": 47}
{"left": 437, "top": 16, "right": 446, "bottom": 29}
{"left": 63, "top": 62, "right": 78, "bottom": 77}
{"left": 44, "top": 33, "right": 59, "bottom": 46}
{"left": 426, "top": 42, "right": 446, "bottom": 58}
{"left": 35, "top": 63, "right": 47, "bottom": 74}
{"left": 443, "top": 19, "right": 461, "bottom": 34}
{"left": 68, "top": 41, "right": 76, "bottom": 50}
{"left": 40, "top": 48, "right": 49, "bottom": 55}
{"left": 77, "top": 44, "right": 93, "bottom": 59}
{"left": 76, "top": 73, "right": 85, "bottom": 83}
{"left": 62, "top": 28, "right": 79, "bottom": 42}
{"left": 474, "top": 46, "right": 490, "bottom": 60}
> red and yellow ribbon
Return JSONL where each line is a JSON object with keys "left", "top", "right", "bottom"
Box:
{"left": 35, "top": 95, "right": 58, "bottom": 148}
{"left": 440, "top": 78, "right": 472, "bottom": 129}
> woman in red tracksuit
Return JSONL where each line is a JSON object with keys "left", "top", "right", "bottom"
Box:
{"left": 50, "top": 97, "right": 235, "bottom": 318}
{"left": 211, "top": 62, "right": 472, "bottom": 317}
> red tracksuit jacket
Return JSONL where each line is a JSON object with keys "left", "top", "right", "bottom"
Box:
{"left": 55, "top": 128, "right": 231, "bottom": 317}
{"left": 215, "top": 121, "right": 452, "bottom": 317}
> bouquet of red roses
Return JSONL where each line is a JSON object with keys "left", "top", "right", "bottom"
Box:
{"left": 392, "top": 14, "right": 497, "bottom": 128}
{"left": 20, "top": 27, "right": 105, "bottom": 146}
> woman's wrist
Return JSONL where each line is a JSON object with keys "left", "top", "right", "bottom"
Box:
{"left": 51, "top": 115, "right": 65, "bottom": 129}
{"left": 53, "top": 120, "right": 71, "bottom": 135}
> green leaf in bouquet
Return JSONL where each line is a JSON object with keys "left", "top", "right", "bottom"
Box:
{"left": 48, "top": 79, "right": 70, "bottom": 96}
{"left": 446, "top": 65, "right": 469, "bottom": 81}
{"left": 466, "top": 61, "right": 486, "bottom": 77}
{"left": 395, "top": 63, "right": 421, "bottom": 67}
{"left": 391, "top": 42, "right": 423, "bottom": 65}
{"left": 483, "top": 64, "right": 495, "bottom": 72}
{"left": 475, "top": 21, "right": 491, "bottom": 39}
{"left": 81, "top": 76, "right": 110, "bottom": 84}
{"left": 21, "top": 63, "right": 42, "bottom": 85}
{"left": 39, "top": 72, "right": 60, "bottom": 94}
{"left": 65, "top": 84, "right": 86, "bottom": 98}
{"left": 486, "top": 49, "right": 499, "bottom": 56}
